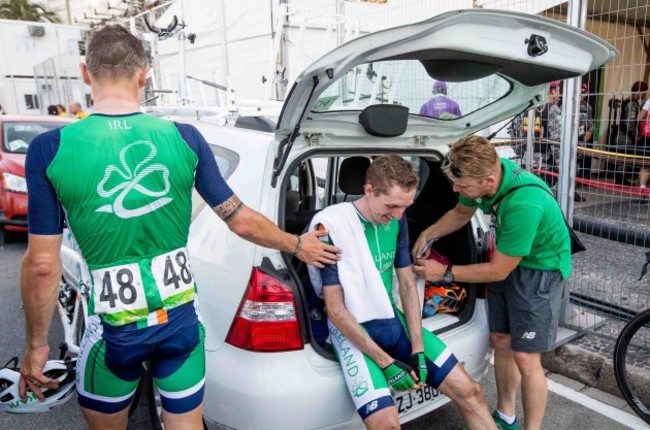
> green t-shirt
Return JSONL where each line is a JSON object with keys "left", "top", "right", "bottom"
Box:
{"left": 458, "top": 158, "right": 571, "bottom": 279}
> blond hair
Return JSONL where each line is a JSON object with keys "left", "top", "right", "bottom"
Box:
{"left": 448, "top": 136, "right": 499, "bottom": 176}
{"left": 365, "top": 154, "right": 419, "bottom": 195}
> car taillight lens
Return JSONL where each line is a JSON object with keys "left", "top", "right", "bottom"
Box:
{"left": 225, "top": 268, "right": 303, "bottom": 352}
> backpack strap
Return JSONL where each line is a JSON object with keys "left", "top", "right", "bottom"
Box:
{"left": 490, "top": 183, "right": 552, "bottom": 216}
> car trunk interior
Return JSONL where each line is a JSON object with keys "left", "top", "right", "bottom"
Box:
{"left": 280, "top": 151, "right": 487, "bottom": 359}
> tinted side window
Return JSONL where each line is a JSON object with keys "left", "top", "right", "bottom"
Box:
{"left": 191, "top": 144, "right": 240, "bottom": 220}
{"left": 208, "top": 144, "right": 239, "bottom": 181}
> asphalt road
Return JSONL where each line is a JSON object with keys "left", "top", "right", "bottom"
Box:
{"left": 0, "top": 236, "right": 641, "bottom": 430}
{"left": 0, "top": 237, "right": 150, "bottom": 430}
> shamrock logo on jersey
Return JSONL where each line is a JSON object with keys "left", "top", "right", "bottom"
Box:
{"left": 96, "top": 140, "right": 172, "bottom": 219}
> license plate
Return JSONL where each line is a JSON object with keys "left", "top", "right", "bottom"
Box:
{"left": 394, "top": 385, "right": 441, "bottom": 415}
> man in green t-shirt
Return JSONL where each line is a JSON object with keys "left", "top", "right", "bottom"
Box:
{"left": 412, "top": 135, "right": 571, "bottom": 430}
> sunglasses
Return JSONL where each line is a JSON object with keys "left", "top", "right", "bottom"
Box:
{"left": 441, "top": 157, "right": 488, "bottom": 178}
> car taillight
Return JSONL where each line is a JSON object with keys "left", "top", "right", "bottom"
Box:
{"left": 225, "top": 268, "right": 303, "bottom": 352}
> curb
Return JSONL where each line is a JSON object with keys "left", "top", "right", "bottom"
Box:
{"left": 541, "top": 343, "right": 650, "bottom": 403}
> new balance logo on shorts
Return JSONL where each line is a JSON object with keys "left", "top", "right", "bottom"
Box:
{"left": 365, "top": 400, "right": 379, "bottom": 415}
{"left": 522, "top": 331, "right": 536, "bottom": 340}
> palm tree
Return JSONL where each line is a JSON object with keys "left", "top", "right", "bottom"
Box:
{"left": 0, "top": 0, "right": 61, "bottom": 23}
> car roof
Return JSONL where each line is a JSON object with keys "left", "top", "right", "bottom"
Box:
{"left": 0, "top": 115, "right": 76, "bottom": 124}
{"left": 176, "top": 118, "right": 275, "bottom": 150}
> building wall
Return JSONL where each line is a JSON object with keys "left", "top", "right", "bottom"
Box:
{"left": 0, "top": 19, "right": 87, "bottom": 115}
{"left": 586, "top": 18, "right": 648, "bottom": 101}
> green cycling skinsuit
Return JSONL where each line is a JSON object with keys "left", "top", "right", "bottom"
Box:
{"left": 26, "top": 113, "right": 235, "bottom": 414}
{"left": 313, "top": 203, "right": 458, "bottom": 420}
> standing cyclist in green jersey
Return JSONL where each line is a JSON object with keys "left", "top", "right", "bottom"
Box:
{"left": 308, "top": 155, "right": 496, "bottom": 430}
{"left": 412, "top": 136, "right": 572, "bottom": 430}
{"left": 19, "top": 25, "right": 340, "bottom": 430}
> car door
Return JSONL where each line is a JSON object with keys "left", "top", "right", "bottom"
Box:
{"left": 270, "top": 8, "right": 617, "bottom": 182}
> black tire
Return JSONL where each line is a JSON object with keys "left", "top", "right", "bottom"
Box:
{"left": 73, "top": 299, "right": 86, "bottom": 348}
{"left": 613, "top": 308, "right": 650, "bottom": 425}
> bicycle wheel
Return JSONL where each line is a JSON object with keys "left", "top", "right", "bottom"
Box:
{"left": 613, "top": 308, "right": 650, "bottom": 425}
{"left": 73, "top": 295, "right": 87, "bottom": 348}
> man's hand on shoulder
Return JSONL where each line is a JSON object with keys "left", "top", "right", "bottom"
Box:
{"left": 297, "top": 229, "right": 341, "bottom": 269}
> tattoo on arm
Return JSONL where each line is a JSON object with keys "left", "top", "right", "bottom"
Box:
{"left": 215, "top": 195, "right": 243, "bottom": 222}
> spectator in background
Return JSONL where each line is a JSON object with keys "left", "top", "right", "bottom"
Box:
{"left": 68, "top": 101, "right": 88, "bottom": 119}
{"left": 419, "top": 81, "right": 461, "bottom": 120}
{"left": 542, "top": 81, "right": 563, "bottom": 143}
{"left": 46, "top": 105, "right": 59, "bottom": 116}
{"left": 56, "top": 104, "right": 67, "bottom": 117}
{"left": 539, "top": 81, "right": 585, "bottom": 201}
{"left": 617, "top": 81, "right": 648, "bottom": 147}
{"left": 635, "top": 95, "right": 650, "bottom": 199}
{"left": 578, "top": 83, "right": 594, "bottom": 144}
{"left": 577, "top": 83, "right": 594, "bottom": 178}
{"left": 533, "top": 81, "right": 562, "bottom": 170}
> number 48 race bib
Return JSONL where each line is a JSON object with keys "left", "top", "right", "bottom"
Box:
{"left": 91, "top": 248, "right": 195, "bottom": 317}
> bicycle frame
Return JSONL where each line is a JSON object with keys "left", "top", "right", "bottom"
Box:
{"left": 58, "top": 230, "right": 91, "bottom": 355}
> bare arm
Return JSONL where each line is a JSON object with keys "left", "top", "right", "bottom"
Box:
{"left": 396, "top": 267, "right": 423, "bottom": 353}
{"left": 323, "top": 285, "right": 394, "bottom": 369}
{"left": 19, "top": 233, "right": 63, "bottom": 401}
{"left": 413, "top": 249, "right": 521, "bottom": 283}
{"left": 213, "top": 194, "right": 340, "bottom": 268}
{"left": 412, "top": 203, "right": 477, "bottom": 259}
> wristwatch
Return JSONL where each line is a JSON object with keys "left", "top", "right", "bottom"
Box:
{"left": 443, "top": 265, "right": 454, "bottom": 283}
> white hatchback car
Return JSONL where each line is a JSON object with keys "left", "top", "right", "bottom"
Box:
{"left": 60, "top": 9, "right": 615, "bottom": 430}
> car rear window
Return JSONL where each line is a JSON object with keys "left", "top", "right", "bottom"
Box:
{"left": 2, "top": 122, "right": 63, "bottom": 153}
{"left": 312, "top": 59, "right": 511, "bottom": 120}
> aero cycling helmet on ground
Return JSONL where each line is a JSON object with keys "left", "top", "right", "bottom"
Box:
{"left": 0, "top": 356, "right": 76, "bottom": 414}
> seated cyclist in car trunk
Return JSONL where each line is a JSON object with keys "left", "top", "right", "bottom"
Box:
{"left": 307, "top": 155, "right": 496, "bottom": 430}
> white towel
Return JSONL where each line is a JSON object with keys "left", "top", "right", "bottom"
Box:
{"left": 307, "top": 202, "right": 394, "bottom": 323}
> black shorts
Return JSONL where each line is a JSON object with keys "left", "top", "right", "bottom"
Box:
{"left": 487, "top": 266, "right": 563, "bottom": 353}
